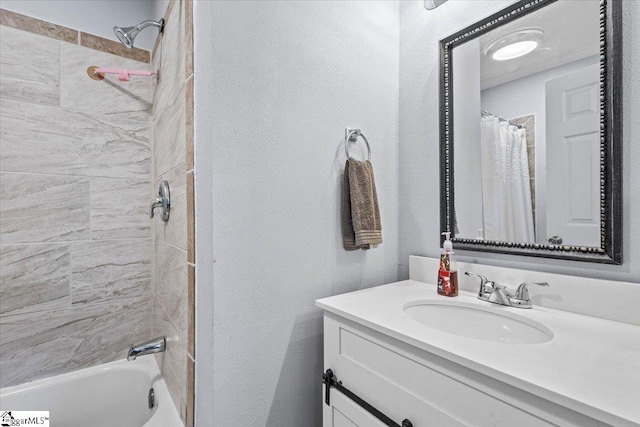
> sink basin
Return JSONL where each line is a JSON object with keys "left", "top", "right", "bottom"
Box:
{"left": 403, "top": 300, "right": 553, "bottom": 344}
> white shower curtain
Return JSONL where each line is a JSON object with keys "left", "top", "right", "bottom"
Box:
{"left": 480, "top": 115, "right": 535, "bottom": 243}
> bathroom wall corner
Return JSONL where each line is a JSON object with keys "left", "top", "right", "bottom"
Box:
{"left": 150, "top": 0, "right": 194, "bottom": 425}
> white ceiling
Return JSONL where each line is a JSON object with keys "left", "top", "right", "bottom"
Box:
{"left": 478, "top": 0, "right": 601, "bottom": 90}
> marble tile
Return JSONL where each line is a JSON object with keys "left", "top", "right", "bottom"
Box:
{"left": 59, "top": 43, "right": 152, "bottom": 135}
{"left": 187, "top": 171, "right": 195, "bottom": 263}
{"left": 91, "top": 178, "right": 151, "bottom": 239}
{"left": 0, "top": 9, "right": 78, "bottom": 44}
{"left": 153, "top": 83, "right": 186, "bottom": 176}
{"left": 187, "top": 264, "right": 195, "bottom": 359}
{"left": 151, "top": 36, "right": 163, "bottom": 119}
{"left": 185, "top": 0, "right": 194, "bottom": 78}
{"left": 0, "top": 297, "right": 152, "bottom": 387}
{"left": 70, "top": 239, "right": 152, "bottom": 305}
{"left": 152, "top": 34, "right": 162, "bottom": 62}
{"left": 156, "top": 164, "right": 187, "bottom": 250}
{"left": 186, "top": 355, "right": 194, "bottom": 427}
{"left": 0, "top": 26, "right": 60, "bottom": 105}
{"left": 151, "top": 0, "right": 176, "bottom": 61}
{"left": 0, "top": 100, "right": 150, "bottom": 179}
{"left": 0, "top": 243, "right": 70, "bottom": 316}
{"left": 155, "top": 239, "right": 187, "bottom": 340}
{"left": 0, "top": 173, "right": 90, "bottom": 244}
{"left": 186, "top": 76, "right": 194, "bottom": 171}
{"left": 79, "top": 32, "right": 150, "bottom": 64}
{"left": 152, "top": 0, "right": 186, "bottom": 118}
{"left": 153, "top": 301, "right": 187, "bottom": 423}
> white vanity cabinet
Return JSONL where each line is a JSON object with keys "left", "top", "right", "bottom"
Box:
{"left": 322, "top": 313, "right": 607, "bottom": 427}
{"left": 321, "top": 312, "right": 606, "bottom": 427}
{"left": 317, "top": 257, "right": 640, "bottom": 426}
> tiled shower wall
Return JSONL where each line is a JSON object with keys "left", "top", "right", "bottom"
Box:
{"left": 150, "top": 0, "right": 194, "bottom": 425}
{"left": 0, "top": 15, "right": 153, "bottom": 388}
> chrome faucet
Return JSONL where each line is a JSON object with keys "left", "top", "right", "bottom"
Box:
{"left": 464, "top": 272, "right": 495, "bottom": 301}
{"left": 465, "top": 272, "right": 549, "bottom": 309}
{"left": 510, "top": 281, "right": 550, "bottom": 308}
{"left": 149, "top": 181, "right": 170, "bottom": 222}
{"left": 127, "top": 336, "right": 166, "bottom": 361}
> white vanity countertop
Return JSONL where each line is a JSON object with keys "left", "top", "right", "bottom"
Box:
{"left": 316, "top": 280, "right": 640, "bottom": 427}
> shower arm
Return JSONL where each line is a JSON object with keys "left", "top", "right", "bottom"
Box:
{"left": 136, "top": 19, "right": 165, "bottom": 33}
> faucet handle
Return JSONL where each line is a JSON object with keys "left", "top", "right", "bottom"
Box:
{"left": 465, "top": 271, "right": 488, "bottom": 286}
{"left": 515, "top": 281, "right": 550, "bottom": 300}
{"left": 511, "top": 282, "right": 550, "bottom": 308}
{"left": 465, "top": 272, "right": 493, "bottom": 299}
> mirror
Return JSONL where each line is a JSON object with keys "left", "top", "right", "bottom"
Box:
{"left": 439, "top": 0, "right": 622, "bottom": 264}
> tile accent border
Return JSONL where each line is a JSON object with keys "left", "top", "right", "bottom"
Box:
{"left": 186, "top": 76, "right": 195, "bottom": 172}
{"left": 187, "top": 264, "right": 195, "bottom": 357}
{"left": 0, "top": 8, "right": 77, "bottom": 43}
{"left": 185, "top": 0, "right": 194, "bottom": 78}
{"left": 186, "top": 356, "right": 195, "bottom": 427}
{"left": 187, "top": 173, "right": 195, "bottom": 264}
{"left": 0, "top": 9, "right": 150, "bottom": 63}
{"left": 80, "top": 32, "right": 150, "bottom": 63}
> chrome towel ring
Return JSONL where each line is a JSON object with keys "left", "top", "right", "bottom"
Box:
{"left": 345, "top": 127, "right": 371, "bottom": 161}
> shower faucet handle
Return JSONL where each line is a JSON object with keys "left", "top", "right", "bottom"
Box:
{"left": 149, "top": 197, "right": 163, "bottom": 218}
{"left": 150, "top": 181, "right": 170, "bottom": 222}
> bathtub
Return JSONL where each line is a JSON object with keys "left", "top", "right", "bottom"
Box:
{"left": 0, "top": 357, "right": 182, "bottom": 427}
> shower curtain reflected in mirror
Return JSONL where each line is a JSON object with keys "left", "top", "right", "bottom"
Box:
{"left": 480, "top": 114, "right": 535, "bottom": 242}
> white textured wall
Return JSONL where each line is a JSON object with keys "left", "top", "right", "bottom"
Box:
{"left": 452, "top": 38, "right": 483, "bottom": 238}
{"left": 194, "top": 1, "right": 400, "bottom": 425}
{"left": 1, "top": 0, "right": 158, "bottom": 50}
{"left": 399, "top": 0, "right": 640, "bottom": 283}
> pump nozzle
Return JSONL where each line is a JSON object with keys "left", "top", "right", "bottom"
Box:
{"left": 441, "top": 231, "right": 453, "bottom": 252}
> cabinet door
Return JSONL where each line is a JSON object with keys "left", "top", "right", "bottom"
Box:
{"left": 323, "top": 386, "right": 387, "bottom": 427}
{"left": 323, "top": 314, "right": 599, "bottom": 427}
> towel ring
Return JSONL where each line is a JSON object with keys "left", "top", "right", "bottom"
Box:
{"left": 345, "top": 128, "right": 371, "bottom": 161}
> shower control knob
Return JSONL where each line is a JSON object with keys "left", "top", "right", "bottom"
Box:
{"left": 150, "top": 181, "right": 170, "bottom": 222}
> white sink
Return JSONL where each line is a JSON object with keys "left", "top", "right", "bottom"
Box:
{"left": 403, "top": 300, "right": 553, "bottom": 344}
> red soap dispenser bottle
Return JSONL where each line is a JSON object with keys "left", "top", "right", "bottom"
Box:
{"left": 437, "top": 232, "right": 458, "bottom": 297}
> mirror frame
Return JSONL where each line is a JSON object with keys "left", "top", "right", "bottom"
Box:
{"left": 439, "top": 0, "right": 622, "bottom": 264}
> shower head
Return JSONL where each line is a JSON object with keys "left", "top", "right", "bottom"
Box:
{"left": 113, "top": 19, "right": 164, "bottom": 49}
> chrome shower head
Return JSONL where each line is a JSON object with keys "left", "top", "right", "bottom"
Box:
{"left": 113, "top": 19, "right": 164, "bottom": 49}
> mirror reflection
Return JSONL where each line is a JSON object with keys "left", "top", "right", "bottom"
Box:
{"left": 452, "top": 0, "right": 601, "bottom": 247}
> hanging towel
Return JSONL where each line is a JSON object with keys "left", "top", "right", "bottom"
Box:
{"left": 341, "top": 158, "right": 382, "bottom": 250}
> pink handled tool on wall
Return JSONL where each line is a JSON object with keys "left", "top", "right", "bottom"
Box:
{"left": 87, "top": 65, "right": 154, "bottom": 82}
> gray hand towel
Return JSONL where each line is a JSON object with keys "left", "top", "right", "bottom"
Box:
{"left": 341, "top": 158, "right": 382, "bottom": 250}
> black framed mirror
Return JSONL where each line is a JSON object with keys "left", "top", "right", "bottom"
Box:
{"left": 439, "top": 0, "right": 622, "bottom": 264}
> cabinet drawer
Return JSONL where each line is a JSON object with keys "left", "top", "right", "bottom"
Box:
{"left": 323, "top": 386, "right": 388, "bottom": 427}
{"left": 324, "top": 314, "right": 598, "bottom": 427}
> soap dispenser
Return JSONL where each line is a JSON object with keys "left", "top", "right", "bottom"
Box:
{"left": 437, "top": 232, "right": 458, "bottom": 297}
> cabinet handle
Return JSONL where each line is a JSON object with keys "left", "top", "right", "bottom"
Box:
{"left": 322, "top": 369, "right": 413, "bottom": 427}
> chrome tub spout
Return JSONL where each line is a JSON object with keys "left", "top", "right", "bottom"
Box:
{"left": 127, "top": 336, "right": 166, "bottom": 361}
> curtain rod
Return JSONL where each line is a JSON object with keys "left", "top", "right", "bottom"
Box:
{"left": 481, "top": 110, "right": 525, "bottom": 129}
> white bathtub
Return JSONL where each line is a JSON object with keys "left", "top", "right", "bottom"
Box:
{"left": 0, "top": 357, "right": 182, "bottom": 427}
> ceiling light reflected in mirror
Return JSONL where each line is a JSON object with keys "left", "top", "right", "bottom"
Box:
{"left": 485, "top": 29, "right": 545, "bottom": 61}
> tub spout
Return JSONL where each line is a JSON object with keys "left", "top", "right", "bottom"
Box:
{"left": 127, "top": 336, "right": 166, "bottom": 361}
